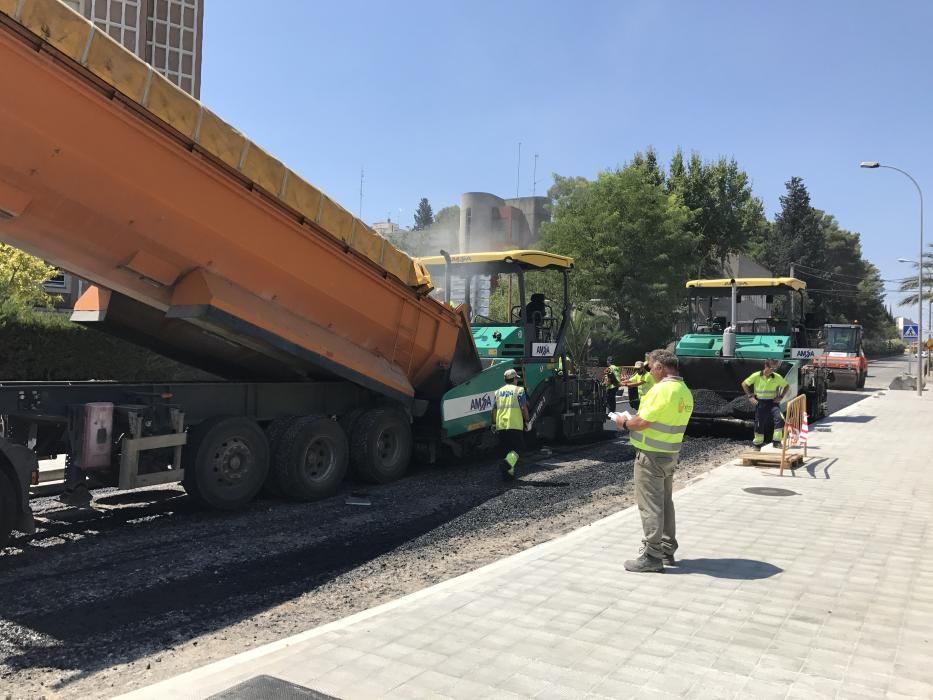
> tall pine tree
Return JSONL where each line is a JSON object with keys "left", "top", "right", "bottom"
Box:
{"left": 765, "top": 177, "right": 826, "bottom": 276}
{"left": 413, "top": 198, "right": 434, "bottom": 231}
{"left": 761, "top": 177, "right": 828, "bottom": 323}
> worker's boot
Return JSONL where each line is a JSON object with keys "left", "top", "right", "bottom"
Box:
{"left": 752, "top": 433, "right": 764, "bottom": 451}
{"left": 59, "top": 483, "right": 92, "bottom": 508}
{"left": 624, "top": 552, "right": 664, "bottom": 573}
{"left": 501, "top": 451, "right": 518, "bottom": 481}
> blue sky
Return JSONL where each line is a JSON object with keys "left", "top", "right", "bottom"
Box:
{"left": 201, "top": 1, "right": 933, "bottom": 313}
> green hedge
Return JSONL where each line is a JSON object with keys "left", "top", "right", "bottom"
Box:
{"left": 0, "top": 310, "right": 212, "bottom": 381}
{"left": 864, "top": 338, "right": 906, "bottom": 358}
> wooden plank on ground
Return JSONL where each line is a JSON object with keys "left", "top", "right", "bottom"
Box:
{"left": 739, "top": 450, "right": 803, "bottom": 469}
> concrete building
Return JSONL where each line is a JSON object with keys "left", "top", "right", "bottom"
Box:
{"left": 458, "top": 193, "right": 549, "bottom": 253}
{"left": 48, "top": 0, "right": 205, "bottom": 308}
{"left": 62, "top": 0, "right": 203, "bottom": 96}
{"left": 455, "top": 193, "right": 550, "bottom": 317}
{"left": 371, "top": 220, "right": 402, "bottom": 238}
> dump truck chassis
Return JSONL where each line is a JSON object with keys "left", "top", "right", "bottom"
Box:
{"left": 0, "top": 379, "right": 410, "bottom": 546}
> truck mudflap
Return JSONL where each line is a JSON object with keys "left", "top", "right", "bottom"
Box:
{"left": 0, "top": 441, "right": 38, "bottom": 536}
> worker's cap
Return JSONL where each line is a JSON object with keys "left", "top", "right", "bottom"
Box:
{"left": 503, "top": 368, "right": 519, "bottom": 380}
{"left": 634, "top": 361, "right": 644, "bottom": 368}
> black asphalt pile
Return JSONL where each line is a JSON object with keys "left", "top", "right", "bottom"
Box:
{"left": 0, "top": 434, "right": 742, "bottom": 699}
{"left": 690, "top": 388, "right": 755, "bottom": 417}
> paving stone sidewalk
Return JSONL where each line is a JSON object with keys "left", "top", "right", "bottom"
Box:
{"left": 122, "top": 389, "right": 933, "bottom": 700}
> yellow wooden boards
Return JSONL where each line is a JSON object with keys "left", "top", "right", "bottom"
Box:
{"left": 1, "top": 0, "right": 431, "bottom": 291}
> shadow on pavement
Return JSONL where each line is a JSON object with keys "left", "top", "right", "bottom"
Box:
{"left": 805, "top": 457, "right": 836, "bottom": 479}
{"left": 666, "top": 558, "right": 783, "bottom": 579}
{"left": 818, "top": 415, "right": 874, "bottom": 424}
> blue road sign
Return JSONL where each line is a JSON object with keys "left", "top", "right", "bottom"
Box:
{"left": 903, "top": 324, "right": 919, "bottom": 340}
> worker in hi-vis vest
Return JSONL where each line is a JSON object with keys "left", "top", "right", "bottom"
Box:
{"left": 603, "top": 357, "right": 622, "bottom": 413}
{"left": 625, "top": 360, "right": 653, "bottom": 411}
{"left": 491, "top": 368, "right": 530, "bottom": 481}
{"left": 741, "top": 358, "right": 789, "bottom": 449}
{"left": 614, "top": 350, "right": 694, "bottom": 573}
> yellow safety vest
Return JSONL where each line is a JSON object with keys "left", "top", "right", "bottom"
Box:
{"left": 606, "top": 364, "right": 621, "bottom": 387}
{"left": 494, "top": 384, "right": 526, "bottom": 431}
{"left": 743, "top": 371, "right": 788, "bottom": 400}
{"left": 637, "top": 371, "right": 656, "bottom": 398}
{"left": 630, "top": 377, "right": 694, "bottom": 453}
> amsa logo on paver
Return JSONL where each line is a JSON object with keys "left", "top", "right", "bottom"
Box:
{"left": 791, "top": 348, "right": 825, "bottom": 359}
{"left": 470, "top": 394, "right": 493, "bottom": 411}
{"left": 444, "top": 391, "right": 495, "bottom": 421}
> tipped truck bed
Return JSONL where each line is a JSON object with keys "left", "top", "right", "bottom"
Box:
{"left": 0, "top": 1, "right": 479, "bottom": 403}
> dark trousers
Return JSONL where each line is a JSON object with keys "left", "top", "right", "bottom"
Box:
{"left": 753, "top": 399, "right": 784, "bottom": 445}
{"left": 605, "top": 387, "right": 617, "bottom": 412}
{"left": 628, "top": 386, "right": 640, "bottom": 411}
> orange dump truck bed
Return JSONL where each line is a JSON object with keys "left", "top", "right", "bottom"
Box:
{"left": 0, "top": 1, "right": 478, "bottom": 403}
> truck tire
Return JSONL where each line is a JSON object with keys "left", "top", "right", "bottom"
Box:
{"left": 0, "top": 468, "right": 17, "bottom": 549}
{"left": 272, "top": 416, "right": 348, "bottom": 501}
{"left": 262, "top": 417, "right": 294, "bottom": 497}
{"left": 350, "top": 409, "right": 412, "bottom": 484}
{"left": 857, "top": 371, "right": 866, "bottom": 389}
{"left": 182, "top": 416, "right": 269, "bottom": 510}
{"left": 339, "top": 409, "right": 366, "bottom": 444}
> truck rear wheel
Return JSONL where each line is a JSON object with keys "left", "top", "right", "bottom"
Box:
{"left": 350, "top": 409, "right": 412, "bottom": 484}
{"left": 857, "top": 371, "right": 866, "bottom": 389}
{"left": 262, "top": 417, "right": 294, "bottom": 497}
{"left": 272, "top": 416, "right": 348, "bottom": 501}
{"left": 0, "top": 468, "right": 17, "bottom": 549}
{"left": 183, "top": 417, "right": 269, "bottom": 510}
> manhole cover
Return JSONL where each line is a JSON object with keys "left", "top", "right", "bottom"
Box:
{"left": 208, "top": 675, "right": 338, "bottom": 700}
{"left": 743, "top": 486, "right": 799, "bottom": 497}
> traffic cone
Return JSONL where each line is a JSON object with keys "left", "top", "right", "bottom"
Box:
{"left": 799, "top": 412, "right": 809, "bottom": 445}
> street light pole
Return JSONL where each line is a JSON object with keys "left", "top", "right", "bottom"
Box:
{"left": 861, "top": 161, "right": 924, "bottom": 395}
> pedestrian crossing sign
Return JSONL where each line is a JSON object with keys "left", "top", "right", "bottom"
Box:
{"left": 903, "top": 324, "right": 919, "bottom": 340}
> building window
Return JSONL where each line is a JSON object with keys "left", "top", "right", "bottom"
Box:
{"left": 45, "top": 273, "right": 67, "bottom": 289}
{"left": 147, "top": 0, "right": 199, "bottom": 95}
{"left": 62, "top": 0, "right": 86, "bottom": 14}
{"left": 90, "top": 0, "right": 140, "bottom": 55}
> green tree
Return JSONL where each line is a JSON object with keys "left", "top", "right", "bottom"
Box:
{"left": 813, "top": 213, "right": 892, "bottom": 338}
{"left": 667, "top": 150, "right": 768, "bottom": 276}
{"left": 896, "top": 242, "right": 933, "bottom": 307}
{"left": 0, "top": 244, "right": 61, "bottom": 313}
{"left": 541, "top": 163, "right": 696, "bottom": 351}
{"left": 434, "top": 205, "right": 460, "bottom": 229}
{"left": 761, "top": 176, "right": 826, "bottom": 278}
{"left": 413, "top": 198, "right": 434, "bottom": 231}
{"left": 630, "top": 147, "right": 665, "bottom": 187}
